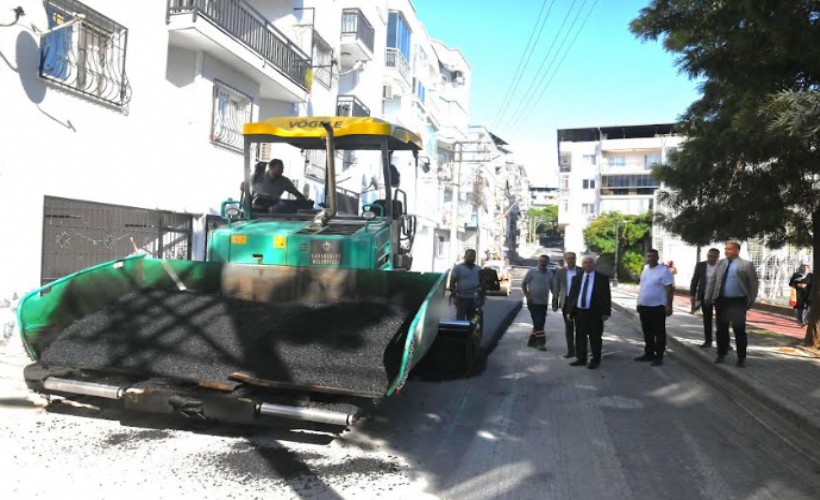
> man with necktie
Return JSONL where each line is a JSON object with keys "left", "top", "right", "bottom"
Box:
{"left": 704, "top": 241, "right": 759, "bottom": 367}
{"left": 552, "top": 252, "right": 580, "bottom": 358}
{"left": 565, "top": 256, "right": 612, "bottom": 369}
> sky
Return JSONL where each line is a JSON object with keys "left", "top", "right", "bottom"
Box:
{"left": 412, "top": 0, "right": 702, "bottom": 186}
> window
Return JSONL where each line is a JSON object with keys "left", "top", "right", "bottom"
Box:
{"left": 644, "top": 154, "right": 662, "bottom": 168}
{"left": 211, "top": 82, "right": 253, "bottom": 152}
{"left": 562, "top": 200, "right": 569, "bottom": 213}
{"left": 40, "top": 0, "right": 131, "bottom": 107}
{"left": 561, "top": 177, "right": 569, "bottom": 190}
{"left": 582, "top": 154, "right": 596, "bottom": 165}
{"left": 387, "top": 11, "right": 411, "bottom": 61}
{"left": 581, "top": 203, "right": 595, "bottom": 216}
{"left": 583, "top": 179, "right": 596, "bottom": 189}
{"left": 312, "top": 31, "right": 334, "bottom": 89}
{"left": 607, "top": 155, "right": 626, "bottom": 167}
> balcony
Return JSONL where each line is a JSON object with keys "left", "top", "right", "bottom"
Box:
{"left": 167, "top": 0, "right": 310, "bottom": 101}
{"left": 336, "top": 95, "right": 370, "bottom": 117}
{"left": 385, "top": 48, "right": 412, "bottom": 87}
{"left": 340, "top": 9, "right": 374, "bottom": 68}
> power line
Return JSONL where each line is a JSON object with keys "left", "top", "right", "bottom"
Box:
{"left": 490, "top": 0, "right": 558, "bottom": 131}
{"left": 514, "top": 0, "right": 600, "bottom": 130}
{"left": 497, "top": 0, "right": 586, "bottom": 134}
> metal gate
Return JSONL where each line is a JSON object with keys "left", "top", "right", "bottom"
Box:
{"left": 41, "top": 196, "right": 194, "bottom": 285}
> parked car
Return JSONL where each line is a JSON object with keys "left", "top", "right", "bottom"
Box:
{"left": 483, "top": 260, "right": 512, "bottom": 296}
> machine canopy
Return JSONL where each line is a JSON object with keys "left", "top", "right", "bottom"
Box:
{"left": 243, "top": 116, "right": 423, "bottom": 151}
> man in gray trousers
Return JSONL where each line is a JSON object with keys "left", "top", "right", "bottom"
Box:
{"left": 704, "top": 241, "right": 759, "bottom": 367}
{"left": 552, "top": 252, "right": 580, "bottom": 358}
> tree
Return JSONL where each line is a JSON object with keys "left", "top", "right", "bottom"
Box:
{"left": 527, "top": 206, "right": 559, "bottom": 242}
{"left": 583, "top": 211, "right": 652, "bottom": 281}
{"left": 631, "top": 1, "right": 820, "bottom": 348}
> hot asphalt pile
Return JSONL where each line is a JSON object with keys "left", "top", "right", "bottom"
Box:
{"left": 41, "top": 288, "right": 414, "bottom": 394}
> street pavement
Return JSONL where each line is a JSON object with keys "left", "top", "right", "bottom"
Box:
{"left": 611, "top": 286, "right": 820, "bottom": 439}
{"left": 2, "top": 286, "right": 820, "bottom": 498}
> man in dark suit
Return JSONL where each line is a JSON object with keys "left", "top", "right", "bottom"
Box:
{"left": 565, "top": 256, "right": 612, "bottom": 369}
{"left": 689, "top": 248, "right": 721, "bottom": 348}
{"left": 704, "top": 241, "right": 760, "bottom": 367}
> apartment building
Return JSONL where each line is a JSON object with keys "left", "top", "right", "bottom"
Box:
{"left": 0, "top": 0, "right": 485, "bottom": 308}
{"left": 530, "top": 186, "right": 560, "bottom": 208}
{"left": 556, "top": 124, "right": 684, "bottom": 253}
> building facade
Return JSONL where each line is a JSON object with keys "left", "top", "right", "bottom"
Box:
{"left": 2, "top": 0, "right": 526, "bottom": 322}
{"left": 556, "top": 124, "right": 684, "bottom": 253}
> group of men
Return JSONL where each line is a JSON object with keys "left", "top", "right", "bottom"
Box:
{"left": 521, "top": 252, "right": 611, "bottom": 369}
{"left": 451, "top": 240, "right": 761, "bottom": 370}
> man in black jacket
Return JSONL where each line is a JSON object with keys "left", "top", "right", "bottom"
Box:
{"left": 689, "top": 248, "right": 720, "bottom": 348}
{"left": 565, "top": 256, "right": 612, "bottom": 369}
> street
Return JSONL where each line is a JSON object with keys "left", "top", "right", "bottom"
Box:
{"left": 2, "top": 281, "right": 820, "bottom": 500}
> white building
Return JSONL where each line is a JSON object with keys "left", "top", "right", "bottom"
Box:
{"left": 0, "top": 0, "right": 482, "bottom": 312}
{"left": 556, "top": 124, "right": 684, "bottom": 253}
{"left": 530, "top": 186, "right": 559, "bottom": 208}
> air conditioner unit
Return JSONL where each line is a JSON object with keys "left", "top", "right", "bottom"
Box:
{"left": 258, "top": 143, "right": 272, "bottom": 162}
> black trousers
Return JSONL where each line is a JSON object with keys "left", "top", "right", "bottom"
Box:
{"left": 638, "top": 305, "right": 667, "bottom": 358}
{"left": 715, "top": 297, "right": 748, "bottom": 359}
{"left": 574, "top": 309, "right": 603, "bottom": 362}
{"left": 701, "top": 301, "right": 714, "bottom": 343}
{"left": 528, "top": 304, "right": 547, "bottom": 331}
{"left": 562, "top": 313, "right": 576, "bottom": 356}
{"left": 456, "top": 297, "right": 476, "bottom": 321}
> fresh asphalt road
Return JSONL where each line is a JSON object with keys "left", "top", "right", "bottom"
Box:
{"left": 2, "top": 287, "right": 820, "bottom": 499}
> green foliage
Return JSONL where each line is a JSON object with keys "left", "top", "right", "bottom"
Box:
{"left": 630, "top": 1, "right": 820, "bottom": 249}
{"left": 631, "top": 1, "right": 820, "bottom": 346}
{"left": 583, "top": 211, "right": 652, "bottom": 280}
{"left": 622, "top": 250, "right": 645, "bottom": 281}
{"left": 528, "top": 205, "right": 560, "bottom": 239}
{"left": 583, "top": 211, "right": 652, "bottom": 254}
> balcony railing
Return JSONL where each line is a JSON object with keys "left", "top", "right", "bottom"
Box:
{"left": 385, "top": 48, "right": 411, "bottom": 83}
{"left": 341, "top": 9, "right": 375, "bottom": 53}
{"left": 603, "top": 160, "right": 654, "bottom": 169}
{"left": 337, "top": 95, "right": 370, "bottom": 117}
{"left": 168, "top": 0, "right": 310, "bottom": 89}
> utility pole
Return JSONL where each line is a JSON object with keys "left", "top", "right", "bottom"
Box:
{"left": 449, "top": 142, "right": 462, "bottom": 268}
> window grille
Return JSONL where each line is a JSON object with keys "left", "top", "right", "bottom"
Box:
{"left": 40, "top": 0, "right": 131, "bottom": 107}
{"left": 211, "top": 81, "right": 253, "bottom": 152}
{"left": 312, "top": 31, "right": 335, "bottom": 89}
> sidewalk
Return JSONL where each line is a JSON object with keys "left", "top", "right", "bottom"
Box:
{"left": 611, "top": 288, "right": 820, "bottom": 436}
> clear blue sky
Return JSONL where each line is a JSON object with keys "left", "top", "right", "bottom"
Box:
{"left": 412, "top": 0, "right": 701, "bottom": 186}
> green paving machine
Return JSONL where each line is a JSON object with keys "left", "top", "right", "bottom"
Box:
{"left": 17, "top": 117, "right": 482, "bottom": 427}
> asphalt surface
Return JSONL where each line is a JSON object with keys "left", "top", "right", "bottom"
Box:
{"left": 2, "top": 282, "right": 820, "bottom": 499}
{"left": 41, "top": 289, "right": 412, "bottom": 394}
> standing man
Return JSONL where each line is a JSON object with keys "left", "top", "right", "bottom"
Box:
{"left": 450, "top": 249, "right": 481, "bottom": 321}
{"left": 522, "top": 255, "right": 555, "bottom": 351}
{"left": 635, "top": 249, "right": 675, "bottom": 366}
{"left": 789, "top": 264, "right": 813, "bottom": 326}
{"left": 689, "top": 248, "right": 721, "bottom": 348}
{"left": 552, "top": 251, "right": 580, "bottom": 358}
{"left": 565, "top": 256, "right": 611, "bottom": 369}
{"left": 704, "top": 241, "right": 759, "bottom": 367}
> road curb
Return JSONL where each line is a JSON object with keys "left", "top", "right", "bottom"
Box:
{"left": 611, "top": 301, "right": 820, "bottom": 438}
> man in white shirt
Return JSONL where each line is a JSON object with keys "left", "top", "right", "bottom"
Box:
{"left": 635, "top": 249, "right": 675, "bottom": 366}
{"left": 689, "top": 248, "right": 720, "bottom": 348}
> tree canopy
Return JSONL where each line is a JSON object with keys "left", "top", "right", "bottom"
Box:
{"left": 584, "top": 211, "right": 652, "bottom": 280}
{"left": 630, "top": 0, "right": 820, "bottom": 345}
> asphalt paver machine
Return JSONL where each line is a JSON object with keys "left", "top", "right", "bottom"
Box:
{"left": 18, "top": 117, "right": 483, "bottom": 427}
